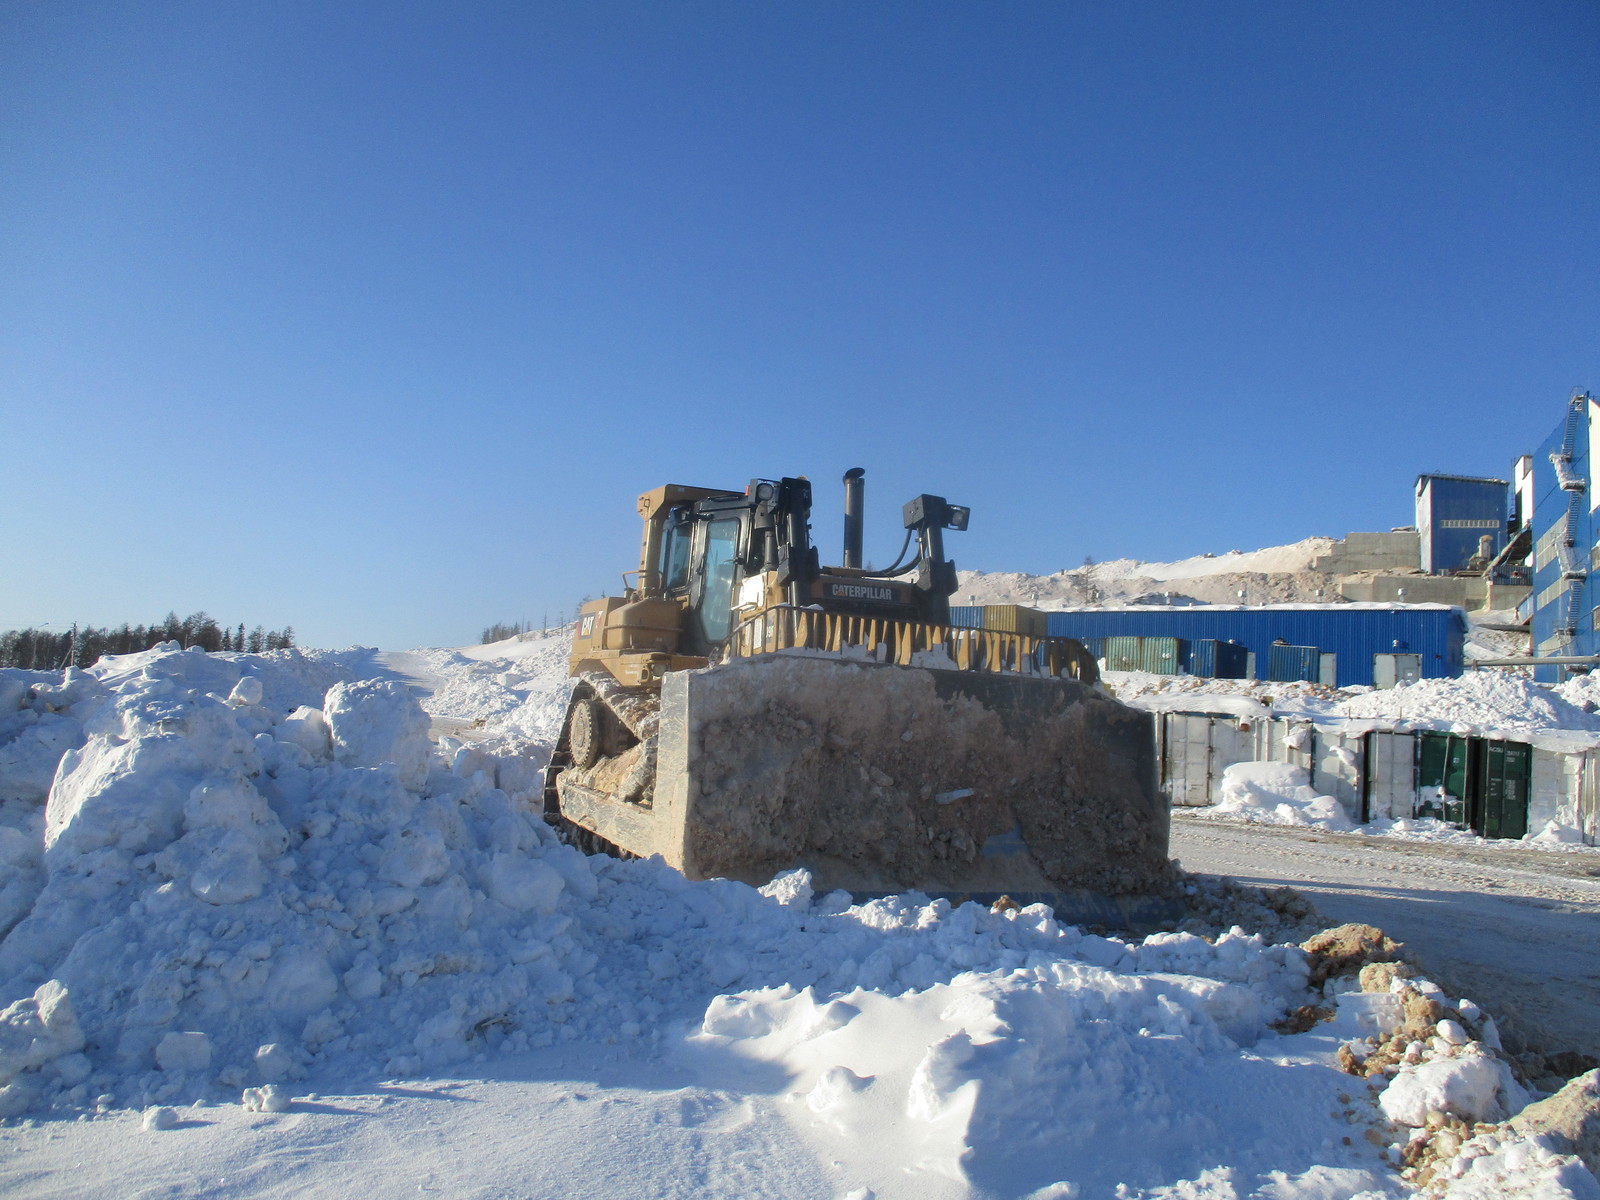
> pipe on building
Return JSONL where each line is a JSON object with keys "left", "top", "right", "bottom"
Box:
{"left": 1469, "top": 655, "right": 1600, "bottom": 668}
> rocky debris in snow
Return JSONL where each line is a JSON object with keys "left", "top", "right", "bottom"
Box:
{"left": 1174, "top": 871, "right": 1324, "bottom": 944}
{"left": 1303, "top": 923, "right": 1408, "bottom": 988}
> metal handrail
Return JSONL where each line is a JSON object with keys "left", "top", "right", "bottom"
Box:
{"left": 722, "top": 604, "right": 1097, "bottom": 683}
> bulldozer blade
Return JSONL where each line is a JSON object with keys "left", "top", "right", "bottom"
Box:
{"left": 556, "top": 652, "right": 1179, "bottom": 929}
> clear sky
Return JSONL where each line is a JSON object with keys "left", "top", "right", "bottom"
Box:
{"left": 4, "top": 2, "right": 1596, "bottom": 650}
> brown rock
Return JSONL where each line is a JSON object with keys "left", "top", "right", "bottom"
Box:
{"left": 1358, "top": 960, "right": 1415, "bottom": 994}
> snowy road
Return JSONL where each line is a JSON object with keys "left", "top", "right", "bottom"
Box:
{"left": 1171, "top": 817, "right": 1600, "bottom": 1060}
{"left": 375, "top": 650, "right": 483, "bottom": 740}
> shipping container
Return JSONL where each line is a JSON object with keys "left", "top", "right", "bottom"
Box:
{"left": 1103, "top": 636, "right": 1144, "bottom": 672}
{"left": 1267, "top": 643, "right": 1322, "bottom": 683}
{"left": 1078, "top": 637, "right": 1106, "bottom": 661}
{"left": 1477, "top": 739, "right": 1531, "bottom": 839}
{"left": 1139, "top": 636, "right": 1187, "bottom": 675}
{"left": 1042, "top": 604, "right": 1465, "bottom": 687}
{"left": 1416, "top": 731, "right": 1532, "bottom": 838}
{"left": 981, "top": 604, "right": 1049, "bottom": 637}
{"left": 947, "top": 606, "right": 984, "bottom": 630}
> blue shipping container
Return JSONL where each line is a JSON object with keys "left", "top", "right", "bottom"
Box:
{"left": 1042, "top": 605, "right": 1465, "bottom": 688}
{"left": 948, "top": 606, "right": 984, "bottom": 629}
{"left": 1267, "top": 643, "right": 1322, "bottom": 683}
{"left": 1189, "top": 638, "right": 1249, "bottom": 679}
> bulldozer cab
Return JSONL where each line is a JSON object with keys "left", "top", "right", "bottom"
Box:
{"left": 639, "top": 478, "right": 821, "bottom": 658}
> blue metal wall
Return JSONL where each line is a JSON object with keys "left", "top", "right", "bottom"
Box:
{"left": 1531, "top": 394, "right": 1598, "bottom": 682}
{"left": 1417, "top": 474, "right": 1508, "bottom": 573}
{"left": 1043, "top": 605, "right": 1466, "bottom": 687}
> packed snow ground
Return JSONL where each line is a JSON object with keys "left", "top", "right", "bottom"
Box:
{"left": 2, "top": 642, "right": 1598, "bottom": 1197}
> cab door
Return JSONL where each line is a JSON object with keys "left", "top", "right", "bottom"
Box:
{"left": 687, "top": 515, "right": 745, "bottom": 654}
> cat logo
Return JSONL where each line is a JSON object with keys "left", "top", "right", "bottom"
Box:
{"left": 579, "top": 613, "right": 597, "bottom": 639}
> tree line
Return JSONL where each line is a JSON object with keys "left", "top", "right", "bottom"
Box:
{"left": 0, "top": 612, "right": 296, "bottom": 671}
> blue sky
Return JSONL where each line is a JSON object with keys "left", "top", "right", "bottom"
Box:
{"left": 3, "top": 2, "right": 1596, "bottom": 650}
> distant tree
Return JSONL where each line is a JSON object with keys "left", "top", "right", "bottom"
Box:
{"left": 0, "top": 613, "right": 299, "bottom": 668}
{"left": 481, "top": 621, "right": 531, "bottom": 643}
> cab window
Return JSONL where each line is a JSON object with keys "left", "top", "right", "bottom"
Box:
{"left": 696, "top": 517, "right": 742, "bottom": 644}
{"left": 659, "top": 507, "right": 692, "bottom": 593}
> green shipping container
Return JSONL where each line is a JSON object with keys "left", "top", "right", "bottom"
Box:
{"left": 1417, "top": 732, "right": 1531, "bottom": 838}
{"left": 1139, "top": 636, "right": 1185, "bottom": 675}
{"left": 1104, "top": 636, "right": 1143, "bottom": 672}
{"left": 1478, "top": 740, "right": 1531, "bottom": 840}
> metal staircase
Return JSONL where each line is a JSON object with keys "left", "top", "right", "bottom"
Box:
{"left": 1550, "top": 392, "right": 1594, "bottom": 640}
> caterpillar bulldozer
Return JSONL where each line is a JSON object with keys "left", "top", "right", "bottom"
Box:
{"left": 544, "top": 470, "right": 1175, "bottom": 924}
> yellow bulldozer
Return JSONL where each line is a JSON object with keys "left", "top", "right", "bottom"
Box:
{"left": 543, "top": 470, "right": 1174, "bottom": 924}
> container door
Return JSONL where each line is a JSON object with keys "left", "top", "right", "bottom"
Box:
{"left": 1319, "top": 653, "right": 1338, "bottom": 686}
{"left": 1364, "top": 731, "right": 1417, "bottom": 822}
{"left": 1162, "top": 713, "right": 1214, "bottom": 806}
{"left": 1313, "top": 730, "right": 1362, "bottom": 820}
{"left": 1397, "top": 655, "right": 1422, "bottom": 685}
{"left": 1220, "top": 642, "right": 1249, "bottom": 679}
{"left": 1418, "top": 732, "right": 1470, "bottom": 826}
{"left": 1582, "top": 752, "right": 1600, "bottom": 845}
{"left": 1478, "top": 740, "right": 1531, "bottom": 840}
{"left": 1141, "top": 637, "right": 1179, "bottom": 675}
{"left": 1210, "top": 717, "right": 1255, "bottom": 787}
{"left": 1374, "top": 654, "right": 1397, "bottom": 690}
{"left": 1105, "top": 637, "right": 1141, "bottom": 672}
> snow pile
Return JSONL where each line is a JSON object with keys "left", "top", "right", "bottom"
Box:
{"left": 400, "top": 634, "right": 573, "bottom": 754}
{"left": 1332, "top": 673, "right": 1600, "bottom": 737}
{"left": 3, "top": 644, "right": 1596, "bottom": 1196}
{"left": 1555, "top": 673, "right": 1600, "bottom": 715}
{"left": 1202, "top": 762, "right": 1357, "bottom": 831}
{"left": 689, "top": 948, "right": 1369, "bottom": 1197}
{"left": 1102, "top": 669, "right": 1346, "bottom": 721}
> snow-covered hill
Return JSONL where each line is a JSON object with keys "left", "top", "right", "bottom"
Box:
{"left": 957, "top": 537, "right": 1343, "bottom": 608}
{"left": 0, "top": 640, "right": 1593, "bottom": 1198}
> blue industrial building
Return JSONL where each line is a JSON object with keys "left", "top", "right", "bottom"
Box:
{"left": 1530, "top": 392, "right": 1599, "bottom": 681}
{"left": 1041, "top": 605, "right": 1466, "bottom": 688}
{"left": 1415, "top": 473, "right": 1509, "bottom": 573}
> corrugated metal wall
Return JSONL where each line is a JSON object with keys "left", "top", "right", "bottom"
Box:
{"left": 1416, "top": 474, "right": 1508, "bottom": 574}
{"left": 1043, "top": 605, "right": 1466, "bottom": 687}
